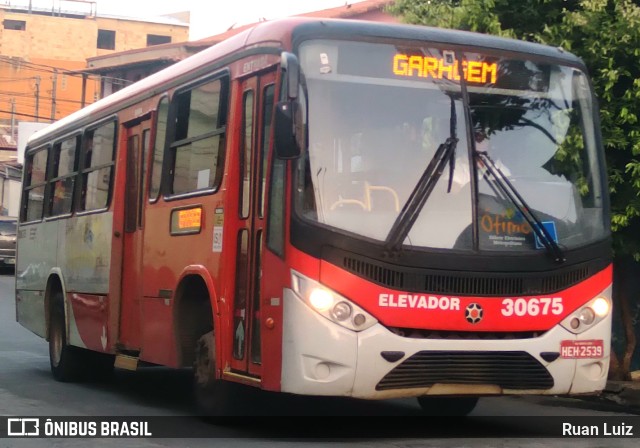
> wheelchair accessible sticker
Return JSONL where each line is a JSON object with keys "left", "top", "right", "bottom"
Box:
{"left": 533, "top": 221, "right": 558, "bottom": 249}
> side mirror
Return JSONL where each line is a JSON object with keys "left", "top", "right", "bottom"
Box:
{"left": 281, "top": 52, "right": 299, "bottom": 100}
{"left": 274, "top": 51, "right": 304, "bottom": 159}
{"left": 274, "top": 101, "right": 302, "bottom": 159}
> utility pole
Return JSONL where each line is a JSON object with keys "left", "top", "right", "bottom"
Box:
{"left": 51, "top": 69, "right": 58, "bottom": 121}
{"left": 10, "top": 99, "right": 15, "bottom": 141}
{"left": 81, "top": 73, "right": 87, "bottom": 108}
{"left": 34, "top": 76, "right": 41, "bottom": 122}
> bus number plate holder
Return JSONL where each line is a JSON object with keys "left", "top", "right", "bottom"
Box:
{"left": 559, "top": 339, "right": 604, "bottom": 359}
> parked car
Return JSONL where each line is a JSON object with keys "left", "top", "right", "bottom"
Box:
{"left": 0, "top": 217, "right": 17, "bottom": 269}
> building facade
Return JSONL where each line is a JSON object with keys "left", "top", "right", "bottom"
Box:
{"left": 0, "top": 1, "right": 189, "bottom": 216}
{"left": 0, "top": 1, "right": 189, "bottom": 126}
{"left": 87, "top": 0, "right": 398, "bottom": 99}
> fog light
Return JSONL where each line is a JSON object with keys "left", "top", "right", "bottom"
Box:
{"left": 586, "top": 361, "right": 604, "bottom": 380}
{"left": 353, "top": 314, "right": 366, "bottom": 327}
{"left": 570, "top": 317, "right": 580, "bottom": 329}
{"left": 309, "top": 288, "right": 333, "bottom": 311}
{"left": 331, "top": 302, "right": 352, "bottom": 321}
{"left": 592, "top": 297, "right": 609, "bottom": 317}
{"left": 579, "top": 308, "right": 596, "bottom": 325}
{"left": 315, "top": 362, "right": 331, "bottom": 380}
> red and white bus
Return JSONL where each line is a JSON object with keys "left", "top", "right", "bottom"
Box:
{"left": 16, "top": 17, "right": 612, "bottom": 416}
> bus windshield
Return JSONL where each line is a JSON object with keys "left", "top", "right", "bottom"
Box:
{"left": 295, "top": 39, "right": 608, "bottom": 253}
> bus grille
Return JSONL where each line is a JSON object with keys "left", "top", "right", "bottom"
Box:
{"left": 375, "top": 351, "right": 554, "bottom": 391}
{"left": 388, "top": 328, "right": 546, "bottom": 340}
{"left": 342, "top": 256, "right": 590, "bottom": 296}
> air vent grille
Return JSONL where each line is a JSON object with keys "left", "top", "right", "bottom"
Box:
{"left": 376, "top": 351, "right": 554, "bottom": 391}
{"left": 342, "top": 256, "right": 590, "bottom": 296}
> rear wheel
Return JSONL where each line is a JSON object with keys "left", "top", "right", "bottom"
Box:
{"left": 417, "top": 396, "right": 479, "bottom": 416}
{"left": 49, "top": 292, "right": 85, "bottom": 382}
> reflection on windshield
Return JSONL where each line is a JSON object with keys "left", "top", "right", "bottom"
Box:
{"left": 470, "top": 68, "right": 604, "bottom": 252}
{"left": 296, "top": 40, "right": 607, "bottom": 253}
{"left": 297, "top": 79, "right": 473, "bottom": 249}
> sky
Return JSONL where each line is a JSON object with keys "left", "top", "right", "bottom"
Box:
{"left": 92, "top": 0, "right": 368, "bottom": 40}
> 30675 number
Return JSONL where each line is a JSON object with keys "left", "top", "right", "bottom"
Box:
{"left": 501, "top": 297, "right": 563, "bottom": 317}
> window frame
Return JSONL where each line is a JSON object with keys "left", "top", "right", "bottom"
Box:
{"left": 149, "top": 95, "right": 170, "bottom": 203}
{"left": 147, "top": 34, "right": 171, "bottom": 46}
{"left": 20, "top": 145, "right": 50, "bottom": 224}
{"left": 76, "top": 117, "right": 118, "bottom": 215}
{"left": 46, "top": 133, "right": 81, "bottom": 219}
{"left": 4, "top": 20, "right": 26, "bottom": 31}
{"left": 239, "top": 89, "right": 255, "bottom": 219}
{"left": 97, "top": 29, "right": 116, "bottom": 50}
{"left": 164, "top": 70, "right": 230, "bottom": 201}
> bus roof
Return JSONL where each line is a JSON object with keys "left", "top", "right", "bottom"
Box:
{"left": 288, "top": 18, "right": 583, "bottom": 65}
{"left": 26, "top": 17, "right": 585, "bottom": 150}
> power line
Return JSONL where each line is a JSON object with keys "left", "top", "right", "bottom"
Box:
{"left": 0, "top": 108, "right": 54, "bottom": 121}
{"left": 0, "top": 55, "right": 134, "bottom": 86}
{"left": 0, "top": 90, "right": 94, "bottom": 106}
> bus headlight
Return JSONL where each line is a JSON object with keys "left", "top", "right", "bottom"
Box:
{"left": 291, "top": 270, "right": 377, "bottom": 331}
{"left": 331, "top": 302, "right": 352, "bottom": 321}
{"left": 560, "top": 295, "right": 611, "bottom": 334}
{"left": 592, "top": 297, "right": 610, "bottom": 317}
{"left": 309, "top": 288, "right": 333, "bottom": 311}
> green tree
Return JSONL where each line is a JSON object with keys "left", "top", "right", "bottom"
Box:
{"left": 390, "top": 0, "right": 640, "bottom": 257}
{"left": 389, "top": 0, "right": 640, "bottom": 378}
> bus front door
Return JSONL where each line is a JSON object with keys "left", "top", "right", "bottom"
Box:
{"left": 230, "top": 70, "right": 277, "bottom": 379}
{"left": 119, "top": 117, "right": 152, "bottom": 351}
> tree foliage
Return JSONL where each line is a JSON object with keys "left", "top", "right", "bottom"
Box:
{"left": 389, "top": 0, "right": 640, "bottom": 258}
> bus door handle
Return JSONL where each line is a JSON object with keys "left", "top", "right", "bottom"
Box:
{"left": 114, "top": 231, "right": 122, "bottom": 238}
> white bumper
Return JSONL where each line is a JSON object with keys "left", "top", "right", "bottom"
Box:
{"left": 281, "top": 287, "right": 611, "bottom": 399}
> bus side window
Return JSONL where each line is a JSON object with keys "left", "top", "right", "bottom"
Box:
{"left": 49, "top": 136, "right": 79, "bottom": 217}
{"left": 149, "top": 96, "right": 169, "bottom": 201}
{"left": 80, "top": 121, "right": 116, "bottom": 211}
{"left": 21, "top": 147, "right": 49, "bottom": 223}
{"left": 169, "top": 75, "right": 229, "bottom": 195}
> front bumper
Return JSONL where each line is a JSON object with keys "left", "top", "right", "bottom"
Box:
{"left": 281, "top": 287, "right": 611, "bottom": 399}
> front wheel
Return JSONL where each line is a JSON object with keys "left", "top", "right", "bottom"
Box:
{"left": 417, "top": 396, "right": 479, "bottom": 416}
{"left": 193, "top": 331, "right": 229, "bottom": 416}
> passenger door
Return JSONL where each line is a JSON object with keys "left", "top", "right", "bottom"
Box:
{"left": 229, "top": 70, "right": 277, "bottom": 378}
{"left": 119, "top": 116, "right": 152, "bottom": 349}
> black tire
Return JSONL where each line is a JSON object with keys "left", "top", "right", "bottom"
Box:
{"left": 193, "top": 331, "right": 229, "bottom": 416}
{"left": 417, "top": 396, "right": 479, "bottom": 416}
{"left": 49, "top": 292, "right": 86, "bottom": 382}
{"left": 85, "top": 351, "right": 115, "bottom": 382}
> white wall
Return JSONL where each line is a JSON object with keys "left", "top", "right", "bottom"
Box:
{"left": 1, "top": 178, "right": 20, "bottom": 217}
{"left": 17, "top": 122, "right": 51, "bottom": 165}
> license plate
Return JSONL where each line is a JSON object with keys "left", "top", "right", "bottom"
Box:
{"left": 560, "top": 339, "right": 604, "bottom": 359}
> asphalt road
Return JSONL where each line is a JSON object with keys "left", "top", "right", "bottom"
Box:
{"left": 0, "top": 271, "right": 638, "bottom": 447}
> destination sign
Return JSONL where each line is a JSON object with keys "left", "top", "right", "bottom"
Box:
{"left": 393, "top": 54, "right": 498, "bottom": 84}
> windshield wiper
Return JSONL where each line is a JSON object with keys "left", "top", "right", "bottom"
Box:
{"left": 385, "top": 96, "right": 458, "bottom": 252}
{"left": 475, "top": 150, "right": 566, "bottom": 263}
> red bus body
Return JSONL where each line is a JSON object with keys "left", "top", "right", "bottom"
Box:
{"left": 16, "top": 18, "right": 612, "bottom": 410}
